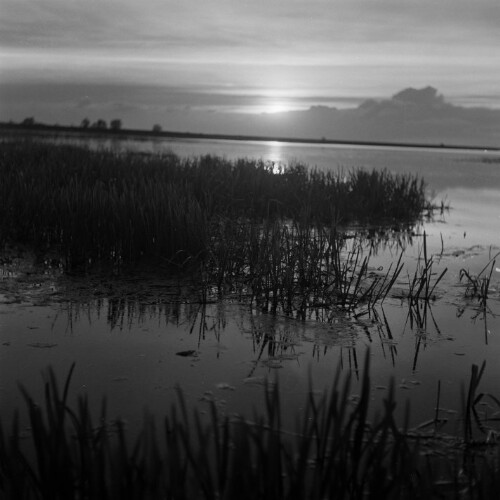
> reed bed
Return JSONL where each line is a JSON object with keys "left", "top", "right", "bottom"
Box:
{"left": 0, "top": 140, "right": 444, "bottom": 319}
{"left": 2, "top": 358, "right": 500, "bottom": 499}
{"left": 204, "top": 219, "right": 404, "bottom": 316}
{"left": 0, "top": 141, "right": 431, "bottom": 270}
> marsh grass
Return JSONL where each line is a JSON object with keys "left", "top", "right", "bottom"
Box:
{"left": 406, "top": 231, "right": 447, "bottom": 305}
{"left": 0, "top": 140, "right": 441, "bottom": 320}
{"left": 460, "top": 252, "right": 499, "bottom": 309}
{"left": 2, "top": 357, "right": 500, "bottom": 499}
{"left": 202, "top": 219, "right": 405, "bottom": 317}
{"left": 0, "top": 141, "right": 431, "bottom": 270}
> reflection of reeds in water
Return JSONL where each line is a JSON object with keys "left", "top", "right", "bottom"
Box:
{"left": 62, "top": 293, "right": 228, "bottom": 344}
{"left": 407, "top": 300, "right": 442, "bottom": 372}
{"left": 248, "top": 325, "right": 300, "bottom": 376}
{"left": 461, "top": 361, "right": 500, "bottom": 445}
{"left": 2, "top": 356, "right": 500, "bottom": 499}
{"left": 458, "top": 252, "right": 499, "bottom": 346}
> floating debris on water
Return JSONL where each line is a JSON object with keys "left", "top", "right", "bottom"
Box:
{"left": 261, "top": 359, "right": 283, "bottom": 369}
{"left": 176, "top": 350, "right": 198, "bottom": 357}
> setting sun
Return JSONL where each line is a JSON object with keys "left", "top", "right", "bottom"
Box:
{"left": 265, "top": 103, "right": 290, "bottom": 114}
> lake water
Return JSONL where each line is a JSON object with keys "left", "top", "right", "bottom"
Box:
{"left": 1, "top": 133, "right": 500, "bottom": 437}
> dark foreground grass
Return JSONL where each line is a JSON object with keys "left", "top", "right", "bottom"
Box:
{"left": 0, "top": 140, "right": 431, "bottom": 269}
{"left": 2, "top": 358, "right": 500, "bottom": 499}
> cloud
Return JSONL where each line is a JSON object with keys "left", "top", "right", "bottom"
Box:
{"left": 2, "top": 1, "right": 499, "bottom": 71}
{"left": 1, "top": 0, "right": 499, "bottom": 123}
{"left": 391, "top": 87, "right": 444, "bottom": 107}
{"left": 194, "top": 87, "right": 499, "bottom": 148}
{"left": 283, "top": 87, "right": 500, "bottom": 147}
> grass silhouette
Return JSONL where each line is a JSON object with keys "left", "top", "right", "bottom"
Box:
{"left": 2, "top": 356, "right": 500, "bottom": 499}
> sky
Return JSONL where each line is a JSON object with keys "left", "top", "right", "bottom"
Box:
{"left": 1, "top": 0, "right": 499, "bottom": 145}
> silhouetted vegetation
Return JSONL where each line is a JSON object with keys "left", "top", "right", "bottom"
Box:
{"left": 20, "top": 117, "right": 36, "bottom": 127}
{"left": 0, "top": 141, "right": 431, "bottom": 268}
{"left": 91, "top": 119, "right": 107, "bottom": 129}
{"left": 110, "top": 119, "right": 122, "bottom": 130}
{"left": 1, "top": 357, "right": 499, "bottom": 499}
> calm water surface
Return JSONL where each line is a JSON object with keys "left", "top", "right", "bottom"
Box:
{"left": 1, "top": 134, "right": 500, "bottom": 435}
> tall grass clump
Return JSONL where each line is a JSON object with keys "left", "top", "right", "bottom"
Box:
{"left": 0, "top": 141, "right": 432, "bottom": 270}
{"left": 205, "top": 219, "right": 404, "bottom": 316}
{"left": 0, "top": 142, "right": 210, "bottom": 267}
{"left": 460, "top": 252, "right": 499, "bottom": 309}
{"left": 2, "top": 358, "right": 500, "bottom": 499}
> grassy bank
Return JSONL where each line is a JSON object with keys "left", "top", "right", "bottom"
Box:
{"left": 0, "top": 141, "right": 430, "bottom": 269}
{"left": 1, "top": 358, "right": 499, "bottom": 499}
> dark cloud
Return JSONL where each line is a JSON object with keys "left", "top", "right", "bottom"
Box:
{"left": 391, "top": 87, "right": 444, "bottom": 106}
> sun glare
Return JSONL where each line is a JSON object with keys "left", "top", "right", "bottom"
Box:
{"left": 265, "top": 103, "right": 289, "bottom": 114}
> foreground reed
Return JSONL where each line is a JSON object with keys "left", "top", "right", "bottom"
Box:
{"left": 2, "top": 358, "right": 500, "bottom": 499}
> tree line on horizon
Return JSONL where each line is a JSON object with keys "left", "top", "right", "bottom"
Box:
{"left": 80, "top": 117, "right": 122, "bottom": 130}
{"left": 12, "top": 117, "right": 164, "bottom": 133}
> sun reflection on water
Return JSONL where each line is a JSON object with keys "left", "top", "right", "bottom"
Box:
{"left": 264, "top": 141, "right": 286, "bottom": 170}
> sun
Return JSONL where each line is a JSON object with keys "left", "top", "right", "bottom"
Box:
{"left": 265, "top": 103, "right": 289, "bottom": 114}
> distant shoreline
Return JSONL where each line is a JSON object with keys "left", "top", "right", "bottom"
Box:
{"left": 1, "top": 122, "right": 499, "bottom": 152}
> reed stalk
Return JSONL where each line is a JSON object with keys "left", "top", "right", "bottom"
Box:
{"left": 460, "top": 252, "right": 499, "bottom": 309}
{"left": 2, "top": 358, "right": 500, "bottom": 498}
{"left": 406, "top": 231, "right": 447, "bottom": 306}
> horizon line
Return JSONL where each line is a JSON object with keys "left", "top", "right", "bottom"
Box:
{"left": 1, "top": 121, "right": 499, "bottom": 153}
